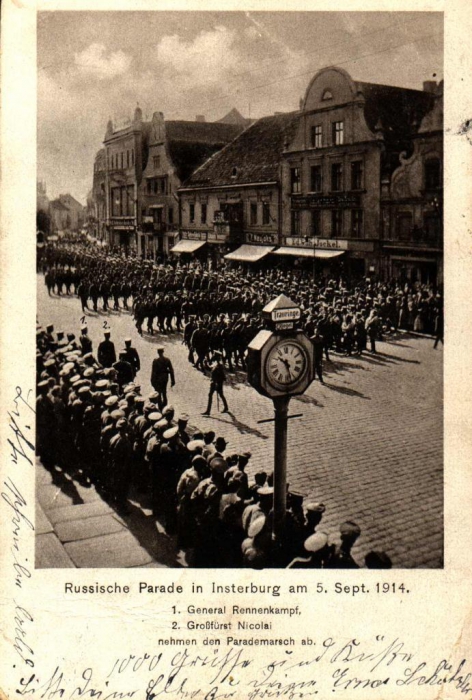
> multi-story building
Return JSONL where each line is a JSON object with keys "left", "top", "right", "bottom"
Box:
{"left": 178, "top": 112, "right": 299, "bottom": 265}
{"left": 140, "top": 112, "right": 245, "bottom": 259}
{"left": 95, "top": 107, "right": 245, "bottom": 256}
{"left": 103, "top": 106, "right": 149, "bottom": 253}
{"left": 380, "top": 81, "right": 443, "bottom": 285}
{"left": 279, "top": 66, "right": 435, "bottom": 280}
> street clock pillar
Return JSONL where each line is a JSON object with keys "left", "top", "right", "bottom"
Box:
{"left": 247, "top": 294, "right": 314, "bottom": 548}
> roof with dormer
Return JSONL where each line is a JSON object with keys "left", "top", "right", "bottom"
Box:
{"left": 181, "top": 112, "right": 299, "bottom": 189}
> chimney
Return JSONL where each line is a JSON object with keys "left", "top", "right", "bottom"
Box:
{"left": 195, "top": 115, "right": 206, "bottom": 122}
{"left": 423, "top": 80, "right": 437, "bottom": 93}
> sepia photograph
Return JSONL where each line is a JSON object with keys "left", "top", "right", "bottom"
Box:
{"left": 35, "top": 10, "right": 444, "bottom": 570}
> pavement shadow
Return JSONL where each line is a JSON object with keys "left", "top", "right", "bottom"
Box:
{"left": 47, "top": 465, "right": 85, "bottom": 506}
{"left": 202, "top": 410, "right": 269, "bottom": 440}
{"left": 293, "top": 393, "right": 324, "bottom": 408}
{"left": 323, "top": 382, "right": 370, "bottom": 399}
{"left": 115, "top": 502, "right": 183, "bottom": 568}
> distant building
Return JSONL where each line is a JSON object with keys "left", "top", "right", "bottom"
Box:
{"left": 49, "top": 194, "right": 85, "bottom": 233}
{"left": 178, "top": 112, "right": 299, "bottom": 266}
{"left": 37, "top": 181, "right": 49, "bottom": 213}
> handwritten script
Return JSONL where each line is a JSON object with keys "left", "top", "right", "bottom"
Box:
{"left": 14, "top": 639, "right": 471, "bottom": 698}
{"left": 3, "top": 386, "right": 36, "bottom": 671}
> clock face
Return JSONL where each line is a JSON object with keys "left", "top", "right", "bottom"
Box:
{"left": 265, "top": 341, "right": 308, "bottom": 388}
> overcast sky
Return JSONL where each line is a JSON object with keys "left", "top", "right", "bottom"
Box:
{"left": 37, "top": 11, "right": 443, "bottom": 205}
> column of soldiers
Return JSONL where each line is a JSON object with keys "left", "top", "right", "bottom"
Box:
{"left": 41, "top": 243, "right": 444, "bottom": 366}
{"left": 37, "top": 320, "right": 393, "bottom": 569}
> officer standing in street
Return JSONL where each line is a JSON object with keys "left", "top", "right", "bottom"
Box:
{"left": 202, "top": 350, "right": 229, "bottom": 415}
{"left": 310, "top": 326, "right": 325, "bottom": 383}
{"left": 122, "top": 338, "right": 141, "bottom": 379}
{"left": 97, "top": 331, "right": 116, "bottom": 368}
{"left": 151, "top": 346, "right": 176, "bottom": 411}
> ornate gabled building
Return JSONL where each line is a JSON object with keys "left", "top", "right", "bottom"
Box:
{"left": 140, "top": 112, "right": 244, "bottom": 258}
{"left": 380, "top": 81, "right": 443, "bottom": 285}
{"left": 92, "top": 107, "right": 244, "bottom": 256}
{"left": 279, "top": 66, "right": 435, "bottom": 279}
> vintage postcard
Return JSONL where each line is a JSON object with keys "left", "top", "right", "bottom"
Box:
{"left": 1, "top": 0, "right": 471, "bottom": 697}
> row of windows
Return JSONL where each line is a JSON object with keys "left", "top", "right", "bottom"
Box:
{"left": 310, "top": 120, "right": 344, "bottom": 149}
{"left": 149, "top": 206, "right": 174, "bottom": 226}
{"left": 111, "top": 186, "right": 135, "bottom": 217}
{"left": 250, "top": 201, "right": 271, "bottom": 226}
{"left": 146, "top": 177, "right": 169, "bottom": 195}
{"left": 291, "top": 208, "right": 364, "bottom": 238}
{"left": 291, "top": 161, "right": 363, "bottom": 194}
{"left": 187, "top": 201, "right": 272, "bottom": 226}
{"left": 109, "top": 149, "right": 135, "bottom": 171}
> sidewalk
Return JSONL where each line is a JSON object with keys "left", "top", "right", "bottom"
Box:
{"left": 35, "top": 456, "right": 185, "bottom": 568}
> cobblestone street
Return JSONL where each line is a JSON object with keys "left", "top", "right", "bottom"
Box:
{"left": 36, "top": 275, "right": 443, "bottom": 568}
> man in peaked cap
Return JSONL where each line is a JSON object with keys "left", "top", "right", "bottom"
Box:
{"left": 97, "top": 331, "right": 116, "bottom": 368}
{"left": 150, "top": 346, "right": 175, "bottom": 411}
{"left": 122, "top": 338, "right": 141, "bottom": 379}
{"left": 79, "top": 325, "right": 93, "bottom": 355}
{"left": 109, "top": 419, "right": 133, "bottom": 515}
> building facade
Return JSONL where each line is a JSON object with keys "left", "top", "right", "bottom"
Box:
{"left": 280, "top": 66, "right": 435, "bottom": 280}
{"left": 139, "top": 112, "right": 244, "bottom": 259}
{"left": 103, "top": 106, "right": 149, "bottom": 253}
{"left": 92, "top": 107, "right": 244, "bottom": 257}
{"left": 380, "top": 81, "right": 443, "bottom": 285}
{"left": 178, "top": 113, "right": 299, "bottom": 266}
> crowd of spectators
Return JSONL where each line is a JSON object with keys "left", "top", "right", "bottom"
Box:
{"left": 36, "top": 321, "right": 393, "bottom": 569}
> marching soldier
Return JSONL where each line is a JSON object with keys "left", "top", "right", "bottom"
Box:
{"left": 202, "top": 351, "right": 229, "bottom": 415}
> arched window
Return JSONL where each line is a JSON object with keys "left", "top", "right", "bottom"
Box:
{"left": 424, "top": 158, "right": 441, "bottom": 190}
{"left": 322, "top": 89, "right": 333, "bottom": 101}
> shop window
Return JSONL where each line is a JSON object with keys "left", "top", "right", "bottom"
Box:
{"left": 250, "top": 202, "right": 258, "bottom": 225}
{"left": 311, "top": 210, "right": 321, "bottom": 236}
{"left": 424, "top": 158, "right": 441, "bottom": 190}
{"left": 311, "top": 125, "right": 323, "bottom": 148}
{"left": 351, "top": 161, "right": 363, "bottom": 190}
{"left": 396, "top": 213, "right": 412, "bottom": 241}
{"left": 262, "top": 201, "right": 270, "bottom": 225}
{"left": 332, "top": 121, "right": 344, "bottom": 145}
{"left": 331, "top": 209, "right": 342, "bottom": 237}
{"left": 331, "top": 163, "right": 343, "bottom": 191}
{"left": 291, "top": 210, "right": 301, "bottom": 236}
{"left": 201, "top": 203, "right": 207, "bottom": 224}
{"left": 310, "top": 165, "right": 322, "bottom": 192}
{"left": 351, "top": 209, "right": 363, "bottom": 238}
{"left": 291, "top": 167, "right": 301, "bottom": 193}
{"left": 189, "top": 203, "right": 195, "bottom": 223}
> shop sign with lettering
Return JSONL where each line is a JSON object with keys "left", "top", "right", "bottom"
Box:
{"left": 246, "top": 231, "right": 278, "bottom": 245}
{"left": 291, "top": 193, "right": 361, "bottom": 209}
{"left": 285, "top": 237, "right": 348, "bottom": 250}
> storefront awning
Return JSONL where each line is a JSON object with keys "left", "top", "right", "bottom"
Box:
{"left": 170, "top": 239, "right": 206, "bottom": 254}
{"left": 224, "top": 244, "right": 275, "bottom": 262}
{"left": 274, "top": 247, "right": 344, "bottom": 259}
